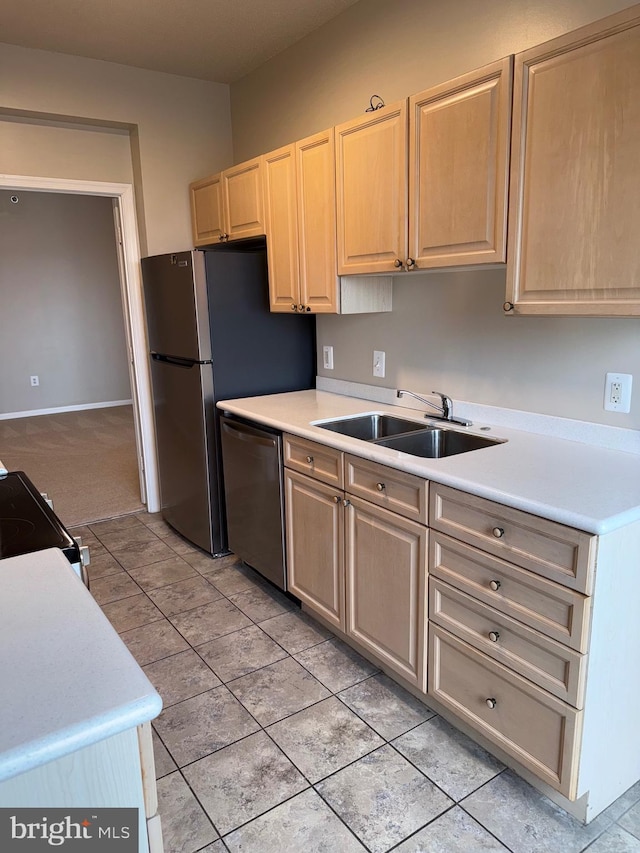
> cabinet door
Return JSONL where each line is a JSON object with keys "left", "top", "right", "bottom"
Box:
{"left": 297, "top": 129, "right": 339, "bottom": 312}
{"left": 222, "top": 156, "right": 265, "bottom": 240}
{"left": 285, "top": 469, "right": 345, "bottom": 630}
{"left": 409, "top": 57, "right": 511, "bottom": 269}
{"left": 345, "top": 496, "right": 427, "bottom": 690}
{"left": 506, "top": 7, "right": 640, "bottom": 316}
{"left": 263, "top": 144, "right": 301, "bottom": 312}
{"left": 190, "top": 174, "right": 224, "bottom": 246}
{"left": 336, "top": 100, "right": 408, "bottom": 274}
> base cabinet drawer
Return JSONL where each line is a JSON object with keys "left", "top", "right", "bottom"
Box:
{"left": 430, "top": 578, "right": 587, "bottom": 707}
{"left": 284, "top": 434, "right": 343, "bottom": 487}
{"left": 428, "top": 625, "right": 582, "bottom": 797}
{"left": 346, "top": 454, "right": 428, "bottom": 523}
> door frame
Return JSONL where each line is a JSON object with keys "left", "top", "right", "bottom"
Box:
{"left": 0, "top": 173, "right": 160, "bottom": 512}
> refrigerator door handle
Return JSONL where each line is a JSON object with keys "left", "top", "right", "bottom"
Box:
{"left": 151, "top": 352, "right": 213, "bottom": 368}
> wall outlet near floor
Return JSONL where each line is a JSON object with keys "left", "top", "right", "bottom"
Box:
{"left": 322, "top": 345, "right": 334, "bottom": 370}
{"left": 604, "top": 372, "right": 632, "bottom": 413}
{"left": 30, "top": 375, "right": 39, "bottom": 387}
{"left": 373, "top": 350, "right": 386, "bottom": 378}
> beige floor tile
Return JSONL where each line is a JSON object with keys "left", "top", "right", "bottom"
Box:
{"left": 152, "top": 730, "right": 177, "bottom": 778}
{"left": 294, "top": 637, "right": 379, "bottom": 693}
{"left": 156, "top": 771, "right": 218, "bottom": 853}
{"left": 394, "top": 806, "right": 511, "bottom": 852}
{"left": 317, "top": 744, "right": 453, "bottom": 853}
{"left": 127, "top": 555, "right": 198, "bottom": 591}
{"left": 153, "top": 686, "right": 260, "bottom": 766}
{"left": 393, "top": 715, "right": 504, "bottom": 801}
{"left": 198, "top": 624, "right": 288, "bottom": 682}
{"left": 119, "top": 618, "right": 189, "bottom": 666}
{"left": 89, "top": 572, "right": 141, "bottom": 605}
{"left": 183, "top": 730, "right": 308, "bottom": 834}
{"left": 202, "top": 562, "right": 266, "bottom": 596}
{"left": 339, "top": 672, "right": 434, "bottom": 740}
{"left": 228, "top": 584, "right": 295, "bottom": 622}
{"left": 259, "top": 609, "right": 332, "bottom": 654}
{"left": 143, "top": 648, "right": 221, "bottom": 706}
{"left": 101, "top": 592, "right": 163, "bottom": 633}
{"left": 587, "top": 825, "right": 640, "bottom": 852}
{"left": 169, "top": 598, "right": 252, "bottom": 646}
{"left": 109, "top": 538, "right": 178, "bottom": 571}
{"left": 86, "top": 552, "right": 124, "bottom": 580}
{"left": 620, "top": 802, "right": 640, "bottom": 841}
{"left": 224, "top": 789, "right": 367, "bottom": 853}
{"left": 147, "top": 575, "right": 224, "bottom": 617}
{"left": 227, "top": 657, "right": 330, "bottom": 726}
{"left": 267, "top": 695, "right": 384, "bottom": 783}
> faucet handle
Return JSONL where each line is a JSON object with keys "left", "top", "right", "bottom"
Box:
{"left": 431, "top": 391, "right": 452, "bottom": 419}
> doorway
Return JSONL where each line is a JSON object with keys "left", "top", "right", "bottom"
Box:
{"left": 0, "top": 173, "right": 159, "bottom": 516}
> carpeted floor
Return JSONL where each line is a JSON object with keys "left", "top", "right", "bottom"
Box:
{"left": 0, "top": 405, "right": 144, "bottom": 527}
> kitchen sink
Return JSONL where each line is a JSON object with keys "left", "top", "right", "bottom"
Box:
{"left": 375, "top": 428, "right": 504, "bottom": 458}
{"left": 315, "top": 413, "right": 427, "bottom": 441}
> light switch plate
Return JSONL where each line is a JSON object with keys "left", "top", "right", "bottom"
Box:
{"left": 322, "top": 345, "right": 334, "bottom": 370}
{"left": 373, "top": 350, "right": 385, "bottom": 378}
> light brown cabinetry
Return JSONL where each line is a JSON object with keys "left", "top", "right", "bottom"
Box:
{"left": 335, "top": 59, "right": 511, "bottom": 276}
{"left": 505, "top": 5, "right": 640, "bottom": 316}
{"left": 409, "top": 57, "right": 511, "bottom": 268}
{"left": 428, "top": 483, "right": 595, "bottom": 797}
{"left": 190, "top": 156, "right": 264, "bottom": 247}
{"left": 283, "top": 437, "right": 428, "bottom": 689}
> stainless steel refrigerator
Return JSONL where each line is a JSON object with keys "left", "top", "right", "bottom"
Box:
{"left": 141, "top": 242, "right": 315, "bottom": 555}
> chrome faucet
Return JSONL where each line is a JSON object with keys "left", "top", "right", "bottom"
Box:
{"left": 396, "top": 389, "right": 472, "bottom": 427}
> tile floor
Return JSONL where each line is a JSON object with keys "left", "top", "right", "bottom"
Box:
{"left": 72, "top": 511, "right": 640, "bottom": 853}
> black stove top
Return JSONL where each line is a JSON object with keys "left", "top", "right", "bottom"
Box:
{"left": 0, "top": 471, "right": 80, "bottom": 564}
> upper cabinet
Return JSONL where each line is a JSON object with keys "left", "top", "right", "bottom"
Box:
{"left": 335, "top": 59, "right": 511, "bottom": 276}
{"left": 409, "top": 57, "right": 511, "bottom": 269}
{"left": 505, "top": 6, "right": 640, "bottom": 316}
{"left": 335, "top": 101, "right": 408, "bottom": 275}
{"left": 264, "top": 129, "right": 393, "bottom": 314}
{"left": 190, "top": 156, "right": 265, "bottom": 247}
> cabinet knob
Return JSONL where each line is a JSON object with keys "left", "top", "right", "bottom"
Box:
{"left": 333, "top": 495, "right": 340, "bottom": 503}
{"left": 489, "top": 579, "right": 501, "bottom": 591}
{"left": 291, "top": 303, "right": 297, "bottom": 311}
{"left": 376, "top": 482, "right": 386, "bottom": 491}
{"left": 486, "top": 697, "right": 497, "bottom": 709}
{"left": 298, "top": 304, "right": 305, "bottom": 312}
{"left": 406, "top": 258, "right": 416, "bottom": 269}
{"left": 305, "top": 306, "right": 312, "bottom": 312}
{"left": 488, "top": 631, "right": 500, "bottom": 643}
{"left": 393, "top": 258, "right": 403, "bottom": 268}
{"left": 492, "top": 526, "right": 505, "bottom": 539}
{"left": 342, "top": 499, "right": 351, "bottom": 507}
{"left": 306, "top": 455, "right": 314, "bottom": 464}
{"left": 503, "top": 301, "right": 514, "bottom": 312}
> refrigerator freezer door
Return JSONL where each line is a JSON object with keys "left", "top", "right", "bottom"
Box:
{"left": 150, "top": 357, "right": 222, "bottom": 554}
{"left": 142, "top": 251, "right": 211, "bottom": 362}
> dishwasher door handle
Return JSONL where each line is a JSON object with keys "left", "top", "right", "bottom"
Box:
{"left": 221, "top": 420, "right": 279, "bottom": 449}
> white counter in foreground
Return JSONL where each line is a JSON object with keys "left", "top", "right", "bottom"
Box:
{"left": 0, "top": 548, "right": 162, "bottom": 783}
{"left": 218, "top": 389, "right": 640, "bottom": 535}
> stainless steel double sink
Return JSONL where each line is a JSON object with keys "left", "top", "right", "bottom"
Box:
{"left": 315, "top": 413, "right": 504, "bottom": 458}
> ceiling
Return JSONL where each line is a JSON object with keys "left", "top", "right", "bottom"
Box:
{"left": 1, "top": 0, "right": 361, "bottom": 83}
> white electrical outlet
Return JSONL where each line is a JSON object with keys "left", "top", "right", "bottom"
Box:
{"left": 322, "top": 345, "right": 334, "bottom": 370}
{"left": 30, "top": 375, "right": 39, "bottom": 387}
{"left": 604, "top": 372, "right": 632, "bottom": 413}
{"left": 373, "top": 350, "right": 386, "bottom": 378}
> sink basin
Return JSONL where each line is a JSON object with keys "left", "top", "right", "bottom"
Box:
{"left": 315, "top": 413, "right": 426, "bottom": 441}
{"left": 374, "top": 428, "right": 503, "bottom": 458}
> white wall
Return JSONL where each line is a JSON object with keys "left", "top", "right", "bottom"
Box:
{"left": 230, "top": 0, "right": 640, "bottom": 429}
{"left": 0, "top": 190, "right": 131, "bottom": 414}
{"left": 0, "top": 43, "right": 233, "bottom": 255}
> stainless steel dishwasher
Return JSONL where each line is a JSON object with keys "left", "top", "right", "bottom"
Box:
{"left": 219, "top": 413, "right": 287, "bottom": 590}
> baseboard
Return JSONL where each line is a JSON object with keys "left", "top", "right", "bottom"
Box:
{"left": 0, "top": 400, "right": 133, "bottom": 421}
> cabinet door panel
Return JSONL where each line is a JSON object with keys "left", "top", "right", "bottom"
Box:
{"left": 297, "top": 129, "right": 339, "bottom": 312}
{"left": 190, "top": 175, "right": 224, "bottom": 246}
{"left": 263, "top": 144, "right": 300, "bottom": 312}
{"left": 507, "top": 8, "right": 640, "bottom": 315}
{"left": 410, "top": 57, "right": 511, "bottom": 268}
{"left": 345, "top": 497, "right": 427, "bottom": 690}
{"left": 223, "top": 157, "right": 265, "bottom": 240}
{"left": 336, "top": 101, "right": 408, "bottom": 274}
{"left": 285, "top": 469, "right": 344, "bottom": 630}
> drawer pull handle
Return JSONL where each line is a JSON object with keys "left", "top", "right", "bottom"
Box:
{"left": 489, "top": 580, "right": 501, "bottom": 591}
{"left": 376, "top": 482, "right": 386, "bottom": 491}
{"left": 488, "top": 631, "right": 500, "bottom": 643}
{"left": 342, "top": 499, "right": 351, "bottom": 507}
{"left": 306, "top": 455, "right": 314, "bottom": 464}
{"left": 486, "top": 697, "right": 497, "bottom": 709}
{"left": 492, "top": 527, "right": 505, "bottom": 539}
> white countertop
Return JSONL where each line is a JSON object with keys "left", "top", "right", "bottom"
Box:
{"left": 218, "top": 389, "right": 640, "bottom": 535}
{"left": 0, "top": 548, "right": 162, "bottom": 783}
